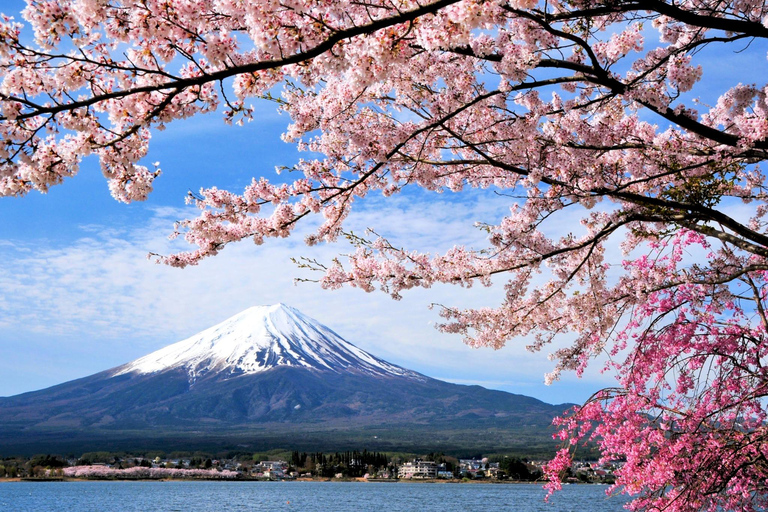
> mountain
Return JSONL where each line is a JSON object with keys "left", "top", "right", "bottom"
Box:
{"left": 113, "top": 304, "right": 419, "bottom": 381}
{"left": 0, "top": 304, "right": 571, "bottom": 455}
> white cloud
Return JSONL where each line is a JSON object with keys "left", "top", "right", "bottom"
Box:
{"left": 0, "top": 193, "right": 614, "bottom": 403}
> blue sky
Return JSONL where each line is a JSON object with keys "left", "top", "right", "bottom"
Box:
{"left": 1, "top": 1, "right": 762, "bottom": 406}
{"left": 0, "top": 5, "right": 609, "bottom": 405}
{"left": 0, "top": 102, "right": 611, "bottom": 403}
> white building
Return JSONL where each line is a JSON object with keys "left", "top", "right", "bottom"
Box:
{"left": 398, "top": 460, "right": 438, "bottom": 479}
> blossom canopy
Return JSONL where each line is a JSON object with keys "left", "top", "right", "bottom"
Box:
{"left": 3, "top": 0, "right": 768, "bottom": 510}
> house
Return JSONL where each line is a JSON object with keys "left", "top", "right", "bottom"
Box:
{"left": 263, "top": 469, "right": 285, "bottom": 479}
{"left": 252, "top": 460, "right": 289, "bottom": 479}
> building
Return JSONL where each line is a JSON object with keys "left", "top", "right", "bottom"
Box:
{"left": 398, "top": 460, "right": 438, "bottom": 479}
{"left": 252, "top": 460, "right": 289, "bottom": 479}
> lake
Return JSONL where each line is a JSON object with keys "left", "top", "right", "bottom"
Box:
{"left": 0, "top": 480, "right": 630, "bottom": 511}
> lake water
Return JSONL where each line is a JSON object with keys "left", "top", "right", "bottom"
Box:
{"left": 0, "top": 481, "right": 629, "bottom": 511}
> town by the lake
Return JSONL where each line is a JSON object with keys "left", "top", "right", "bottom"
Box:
{"left": 2, "top": 451, "right": 619, "bottom": 485}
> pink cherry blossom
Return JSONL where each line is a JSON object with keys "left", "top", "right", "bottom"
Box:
{"left": 62, "top": 465, "right": 239, "bottom": 479}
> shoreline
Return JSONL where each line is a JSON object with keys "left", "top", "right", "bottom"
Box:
{"left": 2, "top": 476, "right": 564, "bottom": 485}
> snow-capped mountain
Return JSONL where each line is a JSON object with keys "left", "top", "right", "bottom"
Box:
{"left": 114, "top": 304, "right": 418, "bottom": 381}
{"left": 0, "top": 304, "right": 572, "bottom": 455}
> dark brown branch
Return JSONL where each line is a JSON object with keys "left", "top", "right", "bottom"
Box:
{"left": 1, "top": 0, "right": 463, "bottom": 122}
{"left": 543, "top": 0, "right": 768, "bottom": 40}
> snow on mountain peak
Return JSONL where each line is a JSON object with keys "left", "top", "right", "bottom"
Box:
{"left": 114, "top": 304, "right": 418, "bottom": 381}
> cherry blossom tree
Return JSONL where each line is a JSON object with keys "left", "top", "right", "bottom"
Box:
{"left": 62, "top": 465, "right": 239, "bottom": 479}
{"left": 2, "top": 0, "right": 768, "bottom": 509}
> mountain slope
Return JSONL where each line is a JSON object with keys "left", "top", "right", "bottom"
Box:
{"left": 0, "top": 304, "right": 570, "bottom": 454}
{"left": 113, "top": 304, "right": 418, "bottom": 380}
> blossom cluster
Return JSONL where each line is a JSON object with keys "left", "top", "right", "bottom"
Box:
{"left": 62, "top": 465, "right": 239, "bottom": 480}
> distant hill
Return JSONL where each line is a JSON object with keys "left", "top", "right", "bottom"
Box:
{"left": 0, "top": 304, "right": 572, "bottom": 456}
